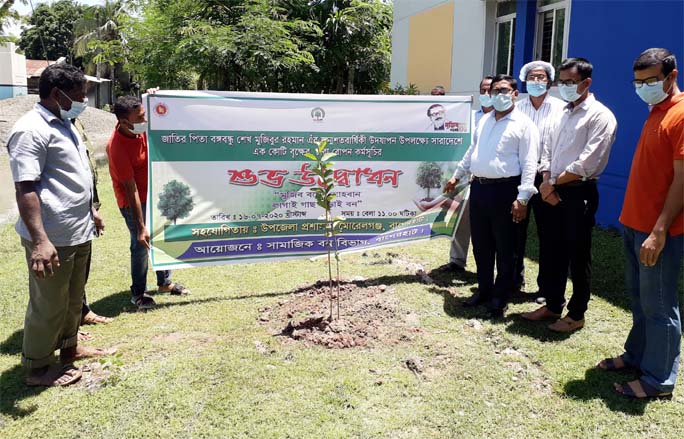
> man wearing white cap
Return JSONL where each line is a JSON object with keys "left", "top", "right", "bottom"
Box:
{"left": 514, "top": 61, "right": 565, "bottom": 302}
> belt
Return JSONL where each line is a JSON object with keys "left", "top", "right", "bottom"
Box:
{"left": 471, "top": 175, "right": 520, "bottom": 185}
{"left": 556, "top": 179, "right": 596, "bottom": 188}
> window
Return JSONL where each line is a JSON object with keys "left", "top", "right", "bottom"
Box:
{"left": 535, "top": 0, "right": 569, "bottom": 76}
{"left": 495, "top": 1, "right": 516, "bottom": 75}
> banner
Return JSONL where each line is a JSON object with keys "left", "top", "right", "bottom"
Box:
{"left": 146, "top": 91, "right": 472, "bottom": 270}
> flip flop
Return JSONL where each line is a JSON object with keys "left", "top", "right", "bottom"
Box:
{"left": 614, "top": 379, "right": 672, "bottom": 400}
{"left": 26, "top": 364, "right": 82, "bottom": 387}
{"left": 159, "top": 282, "right": 190, "bottom": 296}
{"left": 77, "top": 330, "right": 94, "bottom": 342}
{"left": 597, "top": 355, "right": 639, "bottom": 373}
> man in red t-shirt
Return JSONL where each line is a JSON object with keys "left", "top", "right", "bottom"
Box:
{"left": 107, "top": 96, "right": 190, "bottom": 309}
{"left": 598, "top": 48, "right": 684, "bottom": 400}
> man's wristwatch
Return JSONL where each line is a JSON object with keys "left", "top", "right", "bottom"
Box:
{"left": 517, "top": 198, "right": 528, "bottom": 207}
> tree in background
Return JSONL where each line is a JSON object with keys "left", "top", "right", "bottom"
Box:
{"left": 73, "top": 0, "right": 125, "bottom": 79}
{"left": 158, "top": 180, "right": 195, "bottom": 225}
{"left": 0, "top": 0, "right": 26, "bottom": 41}
{"left": 122, "top": 0, "right": 392, "bottom": 94}
{"left": 18, "top": 0, "right": 85, "bottom": 60}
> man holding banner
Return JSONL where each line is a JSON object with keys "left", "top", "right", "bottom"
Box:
{"left": 445, "top": 74, "right": 539, "bottom": 318}
{"left": 107, "top": 96, "right": 190, "bottom": 310}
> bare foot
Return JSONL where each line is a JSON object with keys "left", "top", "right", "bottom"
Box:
{"left": 81, "top": 311, "right": 114, "bottom": 325}
{"left": 61, "top": 345, "right": 117, "bottom": 363}
{"left": 77, "top": 330, "right": 94, "bottom": 342}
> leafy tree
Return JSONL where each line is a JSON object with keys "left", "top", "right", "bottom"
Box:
{"left": 18, "top": 0, "right": 85, "bottom": 61}
{"left": 0, "top": 0, "right": 26, "bottom": 39}
{"left": 416, "top": 162, "right": 443, "bottom": 200}
{"left": 73, "top": 0, "right": 125, "bottom": 79}
{"left": 122, "top": 0, "right": 392, "bottom": 94}
{"left": 157, "top": 180, "right": 195, "bottom": 225}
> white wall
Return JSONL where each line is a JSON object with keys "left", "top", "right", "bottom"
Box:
{"left": 0, "top": 43, "right": 27, "bottom": 88}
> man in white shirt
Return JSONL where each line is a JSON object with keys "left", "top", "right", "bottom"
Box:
{"left": 433, "top": 80, "right": 493, "bottom": 273}
{"left": 514, "top": 61, "right": 565, "bottom": 299}
{"left": 445, "top": 74, "right": 539, "bottom": 318}
{"left": 523, "top": 58, "right": 617, "bottom": 332}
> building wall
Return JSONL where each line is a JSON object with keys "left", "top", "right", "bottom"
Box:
{"left": 0, "top": 42, "right": 28, "bottom": 99}
{"left": 391, "top": 0, "right": 684, "bottom": 228}
{"left": 566, "top": 0, "right": 684, "bottom": 228}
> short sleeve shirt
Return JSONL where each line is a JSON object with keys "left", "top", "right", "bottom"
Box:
{"left": 620, "top": 93, "right": 684, "bottom": 236}
{"left": 106, "top": 129, "right": 148, "bottom": 209}
{"left": 7, "top": 104, "right": 95, "bottom": 246}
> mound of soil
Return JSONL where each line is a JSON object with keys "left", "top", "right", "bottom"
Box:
{"left": 260, "top": 279, "right": 420, "bottom": 349}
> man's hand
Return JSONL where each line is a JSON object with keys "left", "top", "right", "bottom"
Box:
{"left": 511, "top": 200, "right": 528, "bottom": 223}
{"left": 31, "top": 239, "right": 60, "bottom": 278}
{"left": 640, "top": 230, "right": 666, "bottom": 267}
{"left": 146, "top": 87, "right": 160, "bottom": 95}
{"left": 138, "top": 226, "right": 151, "bottom": 249}
{"left": 93, "top": 209, "right": 105, "bottom": 237}
{"left": 444, "top": 177, "right": 459, "bottom": 193}
{"left": 539, "top": 181, "right": 555, "bottom": 199}
{"left": 543, "top": 191, "right": 561, "bottom": 206}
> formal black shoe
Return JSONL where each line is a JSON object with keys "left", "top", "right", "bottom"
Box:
{"left": 448, "top": 262, "right": 466, "bottom": 273}
{"left": 462, "top": 292, "right": 490, "bottom": 307}
{"left": 484, "top": 305, "right": 508, "bottom": 319}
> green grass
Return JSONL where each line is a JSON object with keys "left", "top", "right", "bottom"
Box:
{"left": 1, "top": 169, "right": 683, "bottom": 439}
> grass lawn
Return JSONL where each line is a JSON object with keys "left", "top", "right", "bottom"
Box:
{"left": 1, "top": 169, "right": 683, "bottom": 439}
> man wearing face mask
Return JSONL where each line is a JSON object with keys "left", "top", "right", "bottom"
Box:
{"left": 515, "top": 61, "right": 565, "bottom": 301}
{"left": 600, "top": 48, "right": 683, "bottom": 400}
{"left": 7, "top": 63, "right": 111, "bottom": 386}
{"left": 528, "top": 58, "right": 617, "bottom": 332}
{"left": 107, "top": 96, "right": 190, "bottom": 310}
{"left": 444, "top": 74, "right": 539, "bottom": 318}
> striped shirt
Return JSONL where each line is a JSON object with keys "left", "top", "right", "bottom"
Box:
{"left": 516, "top": 94, "right": 565, "bottom": 162}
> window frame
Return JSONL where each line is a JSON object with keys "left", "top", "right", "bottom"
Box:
{"left": 494, "top": 11, "right": 516, "bottom": 75}
{"left": 534, "top": 0, "right": 571, "bottom": 77}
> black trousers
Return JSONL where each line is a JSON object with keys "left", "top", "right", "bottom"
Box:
{"left": 544, "top": 181, "right": 599, "bottom": 320}
{"left": 514, "top": 173, "right": 553, "bottom": 293}
{"left": 469, "top": 178, "right": 520, "bottom": 309}
{"left": 81, "top": 249, "right": 92, "bottom": 319}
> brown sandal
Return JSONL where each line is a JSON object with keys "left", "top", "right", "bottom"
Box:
{"left": 614, "top": 379, "right": 672, "bottom": 400}
{"left": 26, "top": 364, "right": 82, "bottom": 387}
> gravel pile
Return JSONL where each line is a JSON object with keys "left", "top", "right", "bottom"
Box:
{"left": 0, "top": 95, "right": 117, "bottom": 157}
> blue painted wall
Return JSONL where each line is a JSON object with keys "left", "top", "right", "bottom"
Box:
{"left": 0, "top": 85, "right": 28, "bottom": 99}
{"left": 511, "top": 0, "right": 684, "bottom": 228}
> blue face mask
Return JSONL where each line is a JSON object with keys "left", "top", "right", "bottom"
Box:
{"left": 479, "top": 93, "right": 492, "bottom": 108}
{"left": 58, "top": 89, "right": 88, "bottom": 120}
{"left": 559, "top": 82, "right": 584, "bottom": 102}
{"left": 526, "top": 82, "right": 548, "bottom": 97}
{"left": 635, "top": 80, "right": 671, "bottom": 106}
{"left": 492, "top": 93, "right": 514, "bottom": 112}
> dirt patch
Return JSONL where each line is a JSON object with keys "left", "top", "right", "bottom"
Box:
{"left": 260, "top": 279, "right": 420, "bottom": 349}
{"left": 151, "top": 331, "right": 218, "bottom": 345}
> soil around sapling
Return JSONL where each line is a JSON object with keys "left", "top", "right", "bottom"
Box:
{"left": 259, "top": 278, "right": 420, "bottom": 349}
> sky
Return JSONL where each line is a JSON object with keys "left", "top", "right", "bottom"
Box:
{"left": 6, "top": 0, "right": 106, "bottom": 36}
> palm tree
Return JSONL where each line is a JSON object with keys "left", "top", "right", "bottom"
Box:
{"left": 73, "top": 0, "right": 124, "bottom": 79}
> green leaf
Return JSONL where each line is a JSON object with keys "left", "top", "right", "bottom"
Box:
{"left": 321, "top": 153, "right": 337, "bottom": 161}
{"left": 303, "top": 153, "right": 317, "bottom": 161}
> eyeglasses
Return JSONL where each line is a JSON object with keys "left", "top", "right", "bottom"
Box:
{"left": 490, "top": 87, "right": 513, "bottom": 96}
{"left": 558, "top": 79, "right": 587, "bottom": 87}
{"left": 526, "top": 75, "right": 548, "bottom": 83}
{"left": 631, "top": 76, "right": 664, "bottom": 88}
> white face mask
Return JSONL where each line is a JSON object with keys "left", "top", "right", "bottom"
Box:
{"left": 58, "top": 89, "right": 88, "bottom": 120}
{"left": 479, "top": 93, "right": 492, "bottom": 108}
{"left": 635, "top": 79, "right": 672, "bottom": 106}
{"left": 130, "top": 122, "right": 148, "bottom": 135}
{"left": 558, "top": 80, "right": 586, "bottom": 102}
{"left": 492, "top": 93, "right": 514, "bottom": 112}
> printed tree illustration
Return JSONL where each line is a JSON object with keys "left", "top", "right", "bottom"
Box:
{"left": 157, "top": 180, "right": 195, "bottom": 224}
{"left": 416, "top": 161, "right": 443, "bottom": 201}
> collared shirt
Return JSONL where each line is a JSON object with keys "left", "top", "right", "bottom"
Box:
{"left": 540, "top": 93, "right": 617, "bottom": 181}
{"left": 620, "top": 93, "right": 684, "bottom": 236}
{"left": 516, "top": 94, "right": 565, "bottom": 161}
{"left": 454, "top": 108, "right": 540, "bottom": 200}
{"left": 7, "top": 103, "right": 95, "bottom": 246}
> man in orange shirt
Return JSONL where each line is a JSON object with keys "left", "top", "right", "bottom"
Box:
{"left": 107, "top": 96, "right": 190, "bottom": 309}
{"left": 599, "top": 48, "right": 684, "bottom": 399}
